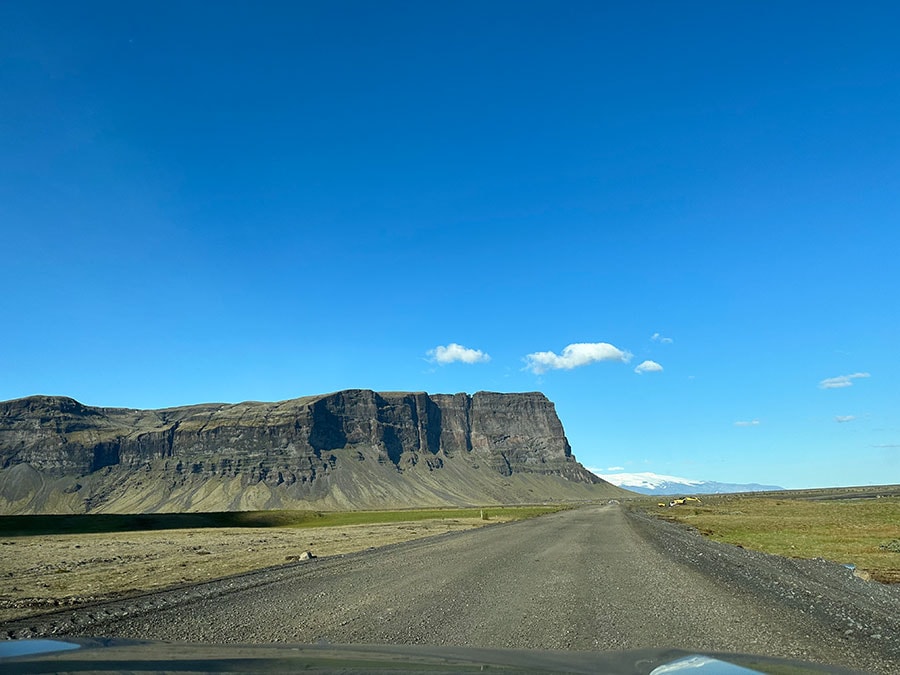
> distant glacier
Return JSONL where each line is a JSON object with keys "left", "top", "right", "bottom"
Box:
{"left": 593, "top": 470, "right": 784, "bottom": 495}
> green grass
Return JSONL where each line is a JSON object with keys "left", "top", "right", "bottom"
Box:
{"left": 0, "top": 505, "right": 568, "bottom": 537}
{"left": 646, "top": 495, "right": 900, "bottom": 583}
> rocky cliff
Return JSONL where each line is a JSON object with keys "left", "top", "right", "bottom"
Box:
{"left": 0, "top": 390, "right": 625, "bottom": 513}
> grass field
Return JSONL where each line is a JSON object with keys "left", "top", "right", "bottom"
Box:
{"left": 0, "top": 505, "right": 567, "bottom": 537}
{"left": 643, "top": 493, "right": 900, "bottom": 584}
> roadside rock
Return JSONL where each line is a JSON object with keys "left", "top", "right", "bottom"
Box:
{"left": 286, "top": 552, "right": 316, "bottom": 562}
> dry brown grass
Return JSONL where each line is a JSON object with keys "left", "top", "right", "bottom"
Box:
{"left": 0, "top": 517, "right": 500, "bottom": 623}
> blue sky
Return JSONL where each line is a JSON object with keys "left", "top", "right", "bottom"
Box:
{"left": 2, "top": 2, "right": 898, "bottom": 489}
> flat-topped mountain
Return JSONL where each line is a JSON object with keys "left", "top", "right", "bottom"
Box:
{"left": 0, "top": 390, "right": 626, "bottom": 513}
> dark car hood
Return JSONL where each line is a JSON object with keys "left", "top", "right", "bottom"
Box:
{"left": 0, "top": 638, "right": 864, "bottom": 674}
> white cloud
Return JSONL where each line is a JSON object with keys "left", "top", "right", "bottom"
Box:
{"left": 523, "top": 342, "right": 632, "bottom": 374}
{"left": 835, "top": 415, "right": 856, "bottom": 423}
{"left": 819, "top": 372, "right": 870, "bottom": 389}
{"left": 426, "top": 343, "right": 490, "bottom": 365}
{"left": 651, "top": 332, "right": 674, "bottom": 344}
{"left": 872, "top": 444, "right": 900, "bottom": 448}
{"left": 634, "top": 360, "right": 663, "bottom": 374}
{"left": 734, "top": 419, "right": 760, "bottom": 427}
{"left": 606, "top": 466, "right": 625, "bottom": 472}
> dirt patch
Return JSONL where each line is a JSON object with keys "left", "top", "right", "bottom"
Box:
{"left": 0, "top": 517, "right": 495, "bottom": 623}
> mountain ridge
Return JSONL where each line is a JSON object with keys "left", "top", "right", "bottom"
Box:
{"left": 0, "top": 390, "right": 626, "bottom": 514}
{"left": 596, "top": 471, "right": 784, "bottom": 495}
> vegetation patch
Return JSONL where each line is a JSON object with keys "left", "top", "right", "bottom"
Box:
{"left": 638, "top": 494, "right": 900, "bottom": 584}
{"left": 0, "top": 505, "right": 567, "bottom": 537}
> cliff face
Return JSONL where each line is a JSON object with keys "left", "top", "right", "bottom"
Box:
{"left": 0, "top": 390, "right": 620, "bottom": 514}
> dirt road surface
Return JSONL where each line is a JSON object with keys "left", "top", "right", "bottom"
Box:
{"left": 5, "top": 505, "right": 899, "bottom": 673}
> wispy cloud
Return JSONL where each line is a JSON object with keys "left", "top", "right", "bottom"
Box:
{"left": 872, "top": 444, "right": 900, "bottom": 449}
{"left": 651, "top": 332, "right": 673, "bottom": 344}
{"left": 606, "top": 466, "right": 625, "bottom": 471}
{"left": 426, "top": 343, "right": 490, "bottom": 365}
{"left": 835, "top": 415, "right": 856, "bottom": 423}
{"left": 734, "top": 419, "right": 760, "bottom": 427}
{"left": 819, "top": 372, "right": 870, "bottom": 389}
{"left": 634, "top": 360, "right": 663, "bottom": 374}
{"left": 524, "top": 342, "right": 631, "bottom": 374}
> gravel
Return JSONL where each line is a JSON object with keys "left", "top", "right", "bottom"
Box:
{"left": 4, "top": 505, "right": 898, "bottom": 673}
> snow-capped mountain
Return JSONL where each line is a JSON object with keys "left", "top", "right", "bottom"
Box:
{"left": 592, "top": 471, "right": 783, "bottom": 495}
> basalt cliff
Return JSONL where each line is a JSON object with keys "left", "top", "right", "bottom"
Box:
{"left": 0, "top": 390, "right": 624, "bottom": 514}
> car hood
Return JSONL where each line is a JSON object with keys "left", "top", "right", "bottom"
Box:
{"left": 0, "top": 638, "right": 864, "bottom": 674}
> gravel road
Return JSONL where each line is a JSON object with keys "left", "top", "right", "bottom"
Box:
{"left": 5, "top": 505, "right": 899, "bottom": 673}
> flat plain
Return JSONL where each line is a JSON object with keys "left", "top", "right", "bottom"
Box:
{"left": 643, "top": 487, "right": 900, "bottom": 584}
{"left": 4, "top": 490, "right": 900, "bottom": 673}
{"left": 6, "top": 504, "right": 900, "bottom": 674}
